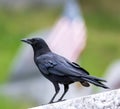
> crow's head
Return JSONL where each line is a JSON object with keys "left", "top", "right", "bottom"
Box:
{"left": 21, "top": 38, "right": 51, "bottom": 55}
{"left": 21, "top": 38, "right": 44, "bottom": 45}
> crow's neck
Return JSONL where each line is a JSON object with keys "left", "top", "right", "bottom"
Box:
{"left": 33, "top": 47, "right": 51, "bottom": 57}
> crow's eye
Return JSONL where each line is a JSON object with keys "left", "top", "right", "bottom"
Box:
{"left": 31, "top": 39, "right": 37, "bottom": 44}
{"left": 32, "top": 39, "right": 35, "bottom": 42}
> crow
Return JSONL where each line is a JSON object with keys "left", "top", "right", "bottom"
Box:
{"left": 21, "top": 38, "right": 109, "bottom": 103}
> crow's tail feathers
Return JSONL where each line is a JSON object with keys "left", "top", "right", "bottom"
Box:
{"left": 81, "top": 75, "right": 109, "bottom": 89}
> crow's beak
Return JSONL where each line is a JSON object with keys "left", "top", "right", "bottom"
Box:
{"left": 21, "top": 39, "right": 32, "bottom": 44}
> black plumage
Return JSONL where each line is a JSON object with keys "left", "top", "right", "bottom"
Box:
{"left": 21, "top": 38, "right": 109, "bottom": 103}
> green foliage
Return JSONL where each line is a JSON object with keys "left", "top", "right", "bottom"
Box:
{"left": 80, "top": 11, "right": 120, "bottom": 77}
{"left": 81, "top": 28, "right": 120, "bottom": 77}
{"left": 0, "top": 96, "right": 32, "bottom": 109}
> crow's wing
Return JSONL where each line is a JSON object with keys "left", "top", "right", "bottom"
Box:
{"left": 70, "top": 62, "right": 89, "bottom": 75}
{"left": 35, "top": 52, "right": 89, "bottom": 76}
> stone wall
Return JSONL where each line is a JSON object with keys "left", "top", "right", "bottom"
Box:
{"left": 29, "top": 89, "right": 120, "bottom": 109}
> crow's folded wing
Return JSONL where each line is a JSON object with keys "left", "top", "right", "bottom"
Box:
{"left": 70, "top": 62, "right": 89, "bottom": 75}
{"left": 36, "top": 53, "right": 89, "bottom": 76}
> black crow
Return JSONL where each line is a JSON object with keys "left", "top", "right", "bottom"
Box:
{"left": 21, "top": 38, "right": 109, "bottom": 103}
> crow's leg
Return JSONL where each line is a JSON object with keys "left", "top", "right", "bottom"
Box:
{"left": 49, "top": 82, "right": 60, "bottom": 103}
{"left": 57, "top": 84, "right": 69, "bottom": 102}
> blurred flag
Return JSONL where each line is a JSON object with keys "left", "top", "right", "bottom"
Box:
{"left": 47, "top": 0, "right": 86, "bottom": 61}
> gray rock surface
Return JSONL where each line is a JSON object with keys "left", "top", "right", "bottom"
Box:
{"left": 30, "top": 89, "right": 120, "bottom": 109}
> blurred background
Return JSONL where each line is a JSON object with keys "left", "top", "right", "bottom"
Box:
{"left": 0, "top": 0, "right": 120, "bottom": 108}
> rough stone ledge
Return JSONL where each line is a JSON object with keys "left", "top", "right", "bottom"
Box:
{"left": 29, "top": 89, "right": 120, "bottom": 109}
